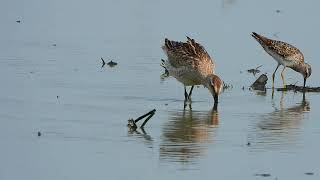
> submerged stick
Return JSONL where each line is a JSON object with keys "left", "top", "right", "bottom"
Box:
{"left": 277, "top": 85, "right": 320, "bottom": 92}
{"left": 140, "top": 110, "right": 156, "bottom": 128}
{"left": 134, "top": 109, "right": 156, "bottom": 123}
{"left": 127, "top": 109, "right": 156, "bottom": 130}
{"left": 247, "top": 65, "right": 262, "bottom": 75}
{"left": 101, "top": 57, "right": 106, "bottom": 68}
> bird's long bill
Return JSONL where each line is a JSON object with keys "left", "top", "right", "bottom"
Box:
{"left": 214, "top": 94, "right": 219, "bottom": 104}
{"left": 304, "top": 77, "right": 307, "bottom": 88}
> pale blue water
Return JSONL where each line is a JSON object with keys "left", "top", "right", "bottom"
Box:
{"left": 0, "top": 0, "right": 320, "bottom": 179}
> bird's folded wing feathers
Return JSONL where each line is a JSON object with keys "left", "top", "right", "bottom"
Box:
{"left": 162, "top": 37, "right": 213, "bottom": 68}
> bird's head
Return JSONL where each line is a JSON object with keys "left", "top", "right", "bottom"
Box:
{"left": 303, "top": 63, "right": 312, "bottom": 87}
{"left": 292, "top": 63, "right": 312, "bottom": 88}
{"left": 303, "top": 63, "right": 312, "bottom": 79}
{"left": 206, "top": 74, "right": 223, "bottom": 103}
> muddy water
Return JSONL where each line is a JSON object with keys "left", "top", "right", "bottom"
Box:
{"left": 0, "top": 0, "right": 320, "bottom": 179}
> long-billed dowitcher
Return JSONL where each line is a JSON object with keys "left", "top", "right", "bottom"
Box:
{"left": 251, "top": 32, "right": 311, "bottom": 88}
{"left": 161, "top": 36, "right": 222, "bottom": 105}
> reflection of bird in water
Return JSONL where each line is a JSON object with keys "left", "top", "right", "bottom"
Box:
{"left": 160, "top": 107, "right": 219, "bottom": 164}
{"left": 249, "top": 92, "right": 310, "bottom": 151}
{"left": 161, "top": 37, "right": 223, "bottom": 107}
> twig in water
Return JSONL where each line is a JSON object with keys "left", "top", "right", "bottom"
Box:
{"left": 101, "top": 57, "right": 106, "bottom": 68}
{"left": 127, "top": 109, "right": 156, "bottom": 130}
{"left": 247, "top": 65, "right": 262, "bottom": 76}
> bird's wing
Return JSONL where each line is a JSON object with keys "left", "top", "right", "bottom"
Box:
{"left": 252, "top": 32, "right": 304, "bottom": 63}
{"left": 162, "top": 37, "right": 214, "bottom": 69}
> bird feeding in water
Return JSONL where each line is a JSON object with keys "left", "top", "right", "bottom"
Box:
{"left": 251, "top": 32, "right": 311, "bottom": 88}
{"left": 161, "top": 36, "right": 223, "bottom": 106}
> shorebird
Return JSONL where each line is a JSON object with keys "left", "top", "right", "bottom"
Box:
{"left": 161, "top": 36, "right": 222, "bottom": 105}
{"left": 251, "top": 32, "right": 311, "bottom": 88}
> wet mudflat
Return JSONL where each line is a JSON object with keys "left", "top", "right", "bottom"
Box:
{"left": 0, "top": 0, "right": 320, "bottom": 180}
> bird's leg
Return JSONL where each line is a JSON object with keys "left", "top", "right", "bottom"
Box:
{"left": 271, "top": 88, "right": 275, "bottom": 99}
{"left": 187, "top": 86, "right": 194, "bottom": 100}
{"left": 184, "top": 86, "right": 188, "bottom": 101}
{"left": 184, "top": 86, "right": 188, "bottom": 109}
{"left": 272, "top": 64, "right": 280, "bottom": 88}
{"left": 281, "top": 66, "right": 286, "bottom": 88}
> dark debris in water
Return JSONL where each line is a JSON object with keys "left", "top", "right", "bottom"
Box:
{"left": 223, "top": 81, "right": 233, "bottom": 91}
{"left": 16, "top": 20, "right": 21, "bottom": 23}
{"left": 37, "top": 131, "right": 41, "bottom": 137}
{"left": 254, "top": 173, "right": 271, "bottom": 177}
{"left": 107, "top": 60, "right": 118, "bottom": 67}
{"left": 101, "top": 58, "right": 106, "bottom": 68}
{"left": 277, "top": 85, "right": 320, "bottom": 92}
{"left": 127, "top": 109, "right": 156, "bottom": 131}
{"left": 101, "top": 58, "right": 118, "bottom": 68}
{"left": 304, "top": 172, "right": 314, "bottom": 175}
{"left": 251, "top": 74, "right": 268, "bottom": 91}
{"left": 247, "top": 65, "right": 262, "bottom": 76}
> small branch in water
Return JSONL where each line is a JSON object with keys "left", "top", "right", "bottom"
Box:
{"left": 247, "top": 65, "right": 262, "bottom": 76}
{"left": 101, "top": 57, "right": 118, "bottom": 68}
{"left": 127, "top": 109, "right": 156, "bottom": 131}
{"left": 277, "top": 85, "right": 320, "bottom": 92}
{"left": 140, "top": 110, "right": 156, "bottom": 128}
{"left": 101, "top": 57, "right": 106, "bottom": 68}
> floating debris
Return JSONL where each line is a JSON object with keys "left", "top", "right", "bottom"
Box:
{"left": 107, "top": 60, "right": 118, "bottom": 67}
{"left": 275, "top": 9, "right": 282, "bottom": 13}
{"left": 101, "top": 57, "right": 106, "bottom": 68}
{"left": 52, "top": 44, "right": 57, "bottom": 47}
{"left": 255, "top": 173, "right": 271, "bottom": 177}
{"left": 16, "top": 20, "right": 21, "bottom": 23}
{"left": 223, "top": 82, "right": 233, "bottom": 90}
{"left": 56, "top": 96, "right": 59, "bottom": 99}
{"left": 247, "top": 142, "right": 251, "bottom": 146}
{"left": 37, "top": 131, "right": 41, "bottom": 137}
{"left": 304, "top": 172, "right": 314, "bottom": 175}
{"left": 127, "top": 119, "right": 137, "bottom": 130}
{"left": 277, "top": 85, "right": 320, "bottom": 92}
{"left": 101, "top": 58, "right": 118, "bottom": 68}
{"left": 251, "top": 74, "right": 268, "bottom": 91}
{"left": 247, "top": 65, "right": 262, "bottom": 76}
{"left": 127, "top": 109, "right": 156, "bottom": 131}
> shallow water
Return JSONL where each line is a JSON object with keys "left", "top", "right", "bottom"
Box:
{"left": 1, "top": 0, "right": 320, "bottom": 179}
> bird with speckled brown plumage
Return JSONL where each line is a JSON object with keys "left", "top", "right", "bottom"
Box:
{"left": 161, "top": 36, "right": 222, "bottom": 107}
{"left": 251, "top": 32, "right": 311, "bottom": 88}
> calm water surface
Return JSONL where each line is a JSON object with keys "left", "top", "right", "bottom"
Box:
{"left": 1, "top": 0, "right": 320, "bottom": 179}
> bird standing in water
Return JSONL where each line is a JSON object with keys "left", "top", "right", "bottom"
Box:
{"left": 161, "top": 36, "right": 222, "bottom": 107}
{"left": 251, "top": 32, "right": 311, "bottom": 88}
